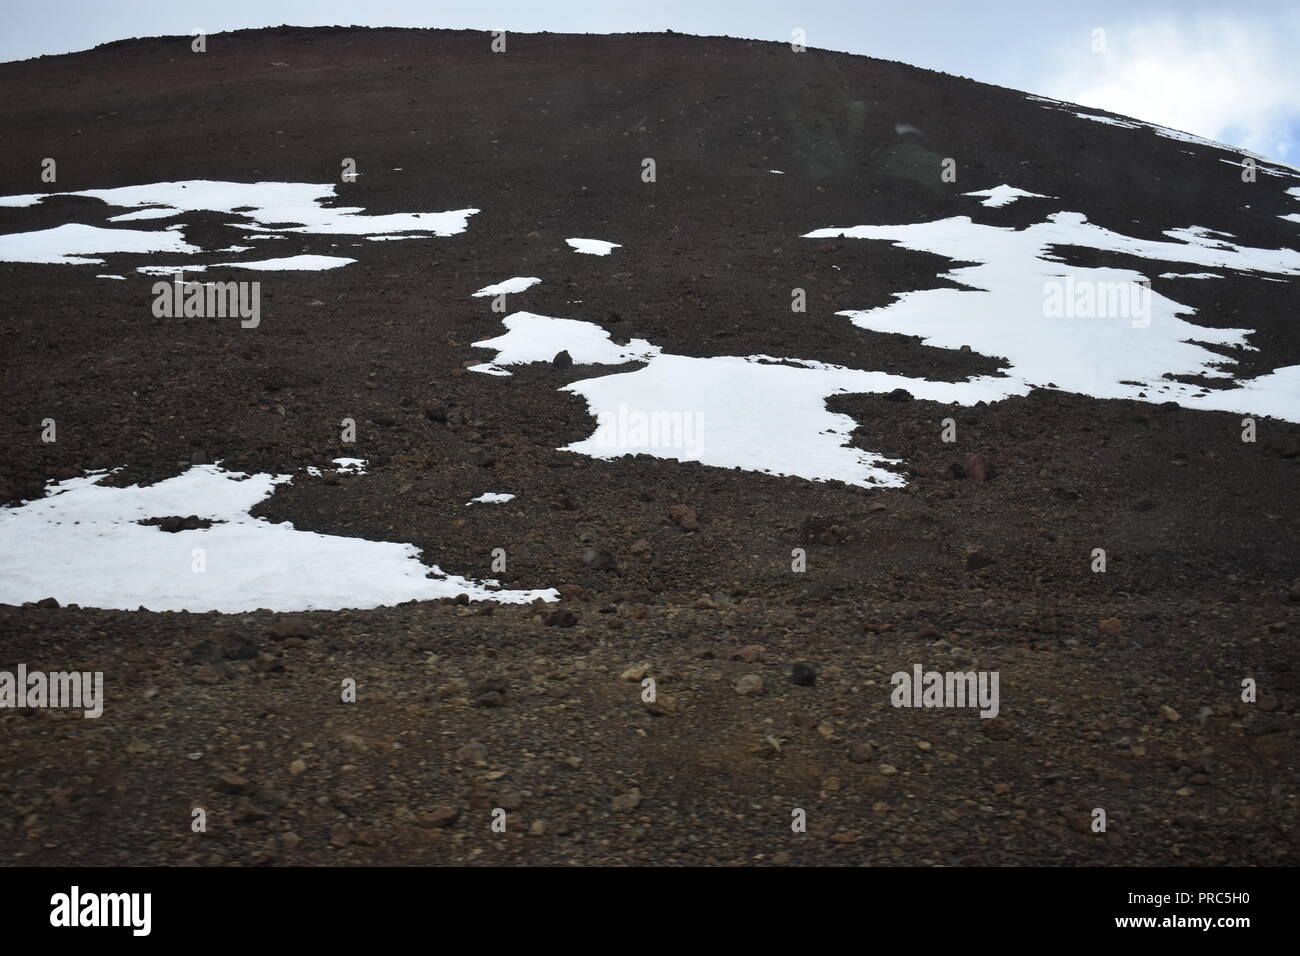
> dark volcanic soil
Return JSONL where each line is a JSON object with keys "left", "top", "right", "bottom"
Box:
{"left": 0, "top": 27, "right": 1297, "bottom": 866}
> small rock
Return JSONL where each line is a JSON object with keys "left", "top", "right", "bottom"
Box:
{"left": 192, "top": 665, "right": 224, "bottom": 685}
{"left": 581, "top": 547, "right": 617, "bottom": 570}
{"left": 269, "top": 617, "right": 311, "bottom": 640}
{"left": 790, "top": 662, "right": 817, "bottom": 687}
{"left": 735, "top": 674, "right": 764, "bottom": 696}
{"left": 455, "top": 743, "right": 487, "bottom": 764}
{"left": 964, "top": 453, "right": 995, "bottom": 480}
{"left": 216, "top": 773, "right": 251, "bottom": 795}
{"left": 611, "top": 789, "right": 642, "bottom": 813}
{"left": 848, "top": 741, "right": 875, "bottom": 764}
{"left": 668, "top": 504, "right": 699, "bottom": 530}
{"left": 982, "top": 717, "right": 1013, "bottom": 740}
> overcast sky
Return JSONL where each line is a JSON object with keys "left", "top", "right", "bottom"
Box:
{"left": 4, "top": 0, "right": 1298, "bottom": 161}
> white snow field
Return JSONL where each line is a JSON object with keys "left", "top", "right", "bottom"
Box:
{"left": 205, "top": 254, "right": 358, "bottom": 271}
{"left": 467, "top": 493, "right": 516, "bottom": 505}
{"left": 0, "top": 466, "right": 556, "bottom": 612}
{"left": 565, "top": 238, "right": 621, "bottom": 255}
{"left": 472, "top": 192, "right": 1300, "bottom": 488}
{"left": 563, "top": 355, "right": 1022, "bottom": 486}
{"left": 469, "top": 312, "right": 660, "bottom": 375}
{"left": 962, "top": 185, "right": 1053, "bottom": 208}
{"left": 0, "top": 180, "right": 477, "bottom": 269}
{"left": 804, "top": 210, "right": 1300, "bottom": 421}
{"left": 1284, "top": 187, "right": 1300, "bottom": 225}
{"left": 473, "top": 312, "right": 1024, "bottom": 487}
{"left": 472, "top": 276, "right": 541, "bottom": 297}
{"left": 1027, "top": 94, "right": 1300, "bottom": 169}
{"left": 0, "top": 223, "right": 199, "bottom": 264}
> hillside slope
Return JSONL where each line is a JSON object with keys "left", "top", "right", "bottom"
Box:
{"left": 0, "top": 27, "right": 1296, "bottom": 866}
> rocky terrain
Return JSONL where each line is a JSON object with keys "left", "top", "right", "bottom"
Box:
{"left": 0, "top": 26, "right": 1296, "bottom": 866}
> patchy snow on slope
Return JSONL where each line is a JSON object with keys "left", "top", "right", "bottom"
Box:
{"left": 0, "top": 223, "right": 200, "bottom": 264}
{"left": 469, "top": 312, "right": 660, "bottom": 375}
{"left": 566, "top": 238, "right": 621, "bottom": 255}
{"left": 0, "top": 181, "right": 477, "bottom": 272}
{"left": 1283, "top": 187, "right": 1300, "bottom": 224}
{"left": 1158, "top": 272, "right": 1222, "bottom": 279}
{"left": 107, "top": 207, "right": 180, "bottom": 222}
{"left": 0, "top": 181, "right": 477, "bottom": 236}
{"left": 467, "top": 493, "right": 515, "bottom": 505}
{"left": 207, "top": 254, "right": 357, "bottom": 271}
{"left": 562, "top": 354, "right": 1024, "bottom": 487}
{"left": 1030, "top": 98, "right": 1300, "bottom": 175}
{"left": 472, "top": 277, "right": 541, "bottom": 297}
{"left": 0, "top": 465, "right": 555, "bottom": 612}
{"left": 962, "top": 185, "right": 1053, "bottom": 207}
{"left": 804, "top": 212, "right": 1300, "bottom": 420}
{"left": 472, "top": 313, "right": 1025, "bottom": 487}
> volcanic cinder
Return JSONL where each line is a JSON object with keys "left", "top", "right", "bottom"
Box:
{"left": 0, "top": 26, "right": 1297, "bottom": 868}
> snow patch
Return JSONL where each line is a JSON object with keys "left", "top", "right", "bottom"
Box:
{"left": 804, "top": 211, "right": 1300, "bottom": 420}
{"left": 962, "top": 185, "right": 1053, "bottom": 208}
{"left": 472, "top": 277, "right": 541, "bottom": 297}
{"left": 470, "top": 312, "right": 660, "bottom": 375}
{"left": 467, "top": 493, "right": 515, "bottom": 505}
{"left": 566, "top": 238, "right": 620, "bottom": 255}
{"left": 0, "top": 466, "right": 556, "bottom": 612}
{"left": 0, "top": 223, "right": 199, "bottom": 264}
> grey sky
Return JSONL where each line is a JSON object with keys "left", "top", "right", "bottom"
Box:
{"left": 5, "top": 1, "right": 1298, "bottom": 159}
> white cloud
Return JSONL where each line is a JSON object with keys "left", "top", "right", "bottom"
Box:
{"left": 1044, "top": 15, "right": 1300, "bottom": 160}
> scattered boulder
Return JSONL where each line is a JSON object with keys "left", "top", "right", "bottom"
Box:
{"left": 735, "top": 674, "right": 764, "bottom": 696}
{"left": 268, "top": 617, "right": 312, "bottom": 640}
{"left": 964, "top": 453, "right": 994, "bottom": 481}
{"left": 668, "top": 504, "right": 699, "bottom": 530}
{"left": 611, "top": 789, "right": 642, "bottom": 813}
{"left": 581, "top": 547, "right": 617, "bottom": 570}
{"left": 790, "top": 662, "right": 817, "bottom": 687}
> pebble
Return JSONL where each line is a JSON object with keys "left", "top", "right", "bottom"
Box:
{"left": 735, "top": 674, "right": 764, "bottom": 696}
{"left": 848, "top": 742, "right": 875, "bottom": 763}
{"left": 611, "top": 789, "right": 643, "bottom": 812}
{"left": 790, "top": 662, "right": 817, "bottom": 687}
{"left": 668, "top": 504, "right": 700, "bottom": 530}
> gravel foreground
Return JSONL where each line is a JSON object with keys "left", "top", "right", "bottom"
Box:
{"left": 0, "top": 26, "right": 1296, "bottom": 866}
